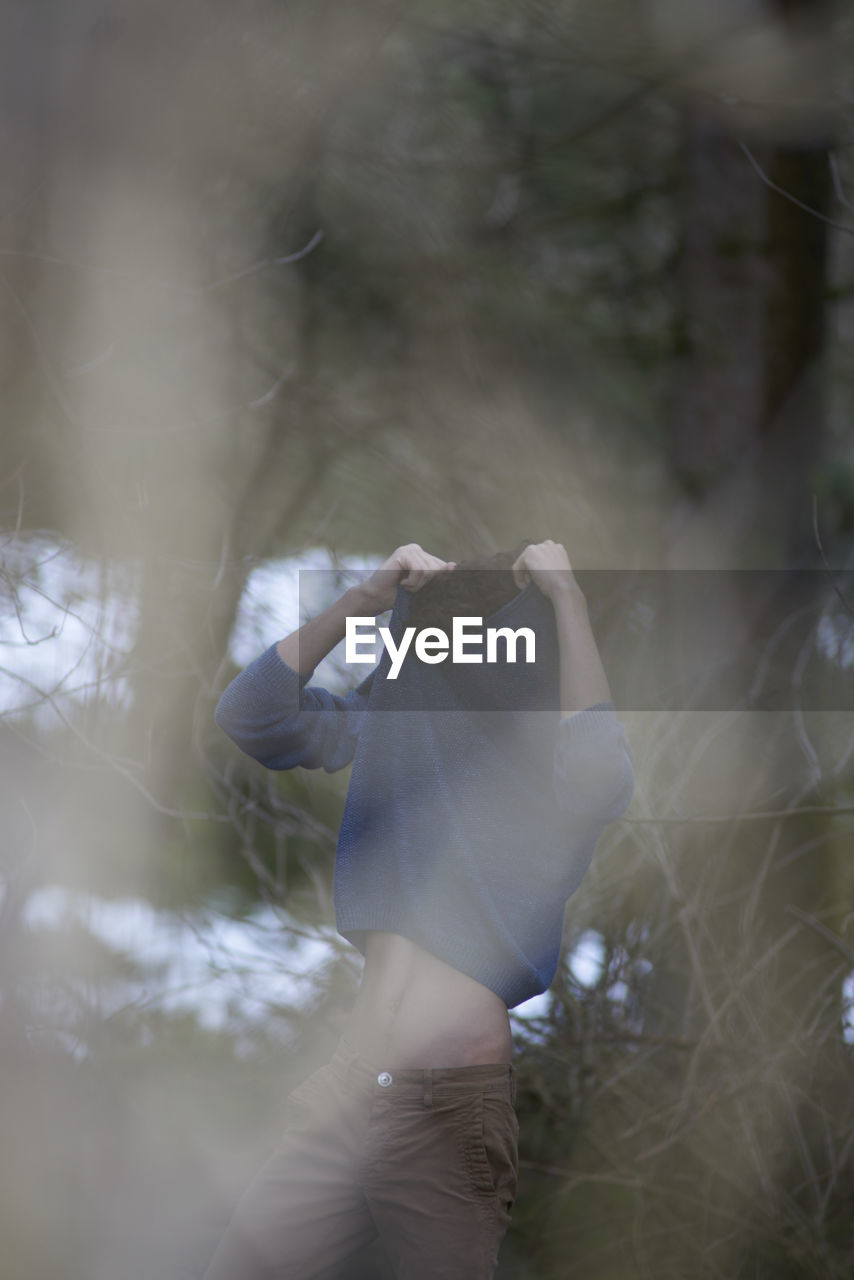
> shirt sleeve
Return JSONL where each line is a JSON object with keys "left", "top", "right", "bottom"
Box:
{"left": 214, "top": 643, "right": 375, "bottom": 772}
{"left": 552, "top": 700, "right": 635, "bottom": 827}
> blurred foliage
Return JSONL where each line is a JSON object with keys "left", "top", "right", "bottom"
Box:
{"left": 1, "top": 0, "right": 854, "bottom": 1276}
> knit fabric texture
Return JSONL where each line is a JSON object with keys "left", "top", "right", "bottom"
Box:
{"left": 214, "top": 582, "right": 635, "bottom": 1009}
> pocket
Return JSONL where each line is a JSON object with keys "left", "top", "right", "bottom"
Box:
{"left": 464, "top": 1092, "right": 520, "bottom": 1220}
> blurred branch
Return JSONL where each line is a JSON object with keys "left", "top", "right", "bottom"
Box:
{"left": 739, "top": 142, "right": 854, "bottom": 237}
{"left": 0, "top": 272, "right": 79, "bottom": 426}
{"left": 785, "top": 905, "right": 854, "bottom": 966}
{"left": 829, "top": 150, "right": 854, "bottom": 213}
{"left": 0, "top": 230, "right": 327, "bottom": 297}
{"left": 624, "top": 804, "right": 854, "bottom": 823}
{"left": 812, "top": 493, "right": 854, "bottom": 614}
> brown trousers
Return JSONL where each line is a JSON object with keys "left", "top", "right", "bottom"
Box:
{"left": 202, "top": 1034, "right": 519, "bottom": 1279}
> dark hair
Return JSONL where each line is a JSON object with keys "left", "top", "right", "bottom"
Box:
{"left": 406, "top": 539, "right": 535, "bottom": 631}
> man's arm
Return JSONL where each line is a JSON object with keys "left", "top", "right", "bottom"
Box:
{"left": 276, "top": 542, "right": 455, "bottom": 676}
{"left": 276, "top": 583, "right": 377, "bottom": 676}
{"left": 511, "top": 539, "right": 610, "bottom": 715}
{"left": 512, "top": 539, "right": 633, "bottom": 821}
{"left": 216, "top": 544, "right": 455, "bottom": 771}
{"left": 550, "top": 581, "right": 611, "bottom": 717}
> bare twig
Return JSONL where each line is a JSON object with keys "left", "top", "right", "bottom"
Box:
{"left": 812, "top": 493, "right": 854, "bottom": 615}
{"left": 739, "top": 141, "right": 854, "bottom": 237}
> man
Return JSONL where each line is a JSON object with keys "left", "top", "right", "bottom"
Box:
{"left": 204, "top": 539, "right": 634, "bottom": 1279}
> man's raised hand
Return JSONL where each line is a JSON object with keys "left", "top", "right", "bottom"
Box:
{"left": 511, "top": 540, "right": 579, "bottom": 602}
{"left": 360, "top": 544, "right": 456, "bottom": 614}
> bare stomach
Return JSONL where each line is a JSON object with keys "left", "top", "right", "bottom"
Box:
{"left": 339, "top": 931, "right": 513, "bottom": 1069}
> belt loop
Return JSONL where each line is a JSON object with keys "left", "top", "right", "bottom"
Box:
{"left": 508, "top": 1064, "right": 516, "bottom": 1106}
{"left": 423, "top": 1068, "right": 433, "bottom": 1108}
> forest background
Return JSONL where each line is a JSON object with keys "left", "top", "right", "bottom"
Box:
{"left": 1, "top": 0, "right": 853, "bottom": 1276}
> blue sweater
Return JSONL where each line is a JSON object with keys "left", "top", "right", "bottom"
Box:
{"left": 215, "top": 582, "right": 634, "bottom": 1009}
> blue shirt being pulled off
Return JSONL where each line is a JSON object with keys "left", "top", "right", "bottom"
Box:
{"left": 215, "top": 581, "right": 634, "bottom": 1009}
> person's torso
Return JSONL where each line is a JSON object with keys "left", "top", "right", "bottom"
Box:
{"left": 340, "top": 930, "right": 513, "bottom": 1067}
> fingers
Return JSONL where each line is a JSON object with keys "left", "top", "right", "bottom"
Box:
{"left": 392, "top": 543, "right": 456, "bottom": 592}
{"left": 377, "top": 539, "right": 572, "bottom": 606}
{"left": 512, "top": 540, "right": 572, "bottom": 589}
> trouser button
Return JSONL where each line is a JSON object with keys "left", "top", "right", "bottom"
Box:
{"left": 377, "top": 1071, "right": 393, "bottom": 1087}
